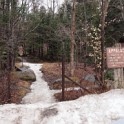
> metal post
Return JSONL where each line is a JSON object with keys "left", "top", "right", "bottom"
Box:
{"left": 22, "top": 55, "right": 23, "bottom": 67}
{"left": 62, "top": 41, "right": 65, "bottom": 101}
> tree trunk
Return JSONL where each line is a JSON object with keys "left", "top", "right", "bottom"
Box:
{"left": 6, "top": 0, "right": 11, "bottom": 103}
{"left": 64, "top": 0, "right": 67, "bottom": 18}
{"left": 70, "top": 0, "right": 76, "bottom": 76}
{"left": 101, "top": 0, "right": 109, "bottom": 86}
{"left": 119, "top": 0, "right": 124, "bottom": 20}
{"left": 83, "top": 0, "right": 88, "bottom": 67}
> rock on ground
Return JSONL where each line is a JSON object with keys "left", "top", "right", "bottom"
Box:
{"left": 16, "top": 68, "right": 36, "bottom": 81}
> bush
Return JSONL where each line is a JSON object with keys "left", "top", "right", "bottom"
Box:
{"left": 105, "top": 69, "right": 114, "bottom": 80}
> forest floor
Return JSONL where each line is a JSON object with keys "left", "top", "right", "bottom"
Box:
{"left": 42, "top": 62, "right": 109, "bottom": 101}
{"left": 0, "top": 62, "right": 124, "bottom": 124}
{"left": 0, "top": 62, "right": 109, "bottom": 103}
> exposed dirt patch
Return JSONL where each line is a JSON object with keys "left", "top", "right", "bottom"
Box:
{"left": 41, "top": 63, "right": 62, "bottom": 84}
{"left": 11, "top": 73, "right": 31, "bottom": 103}
{"left": 42, "top": 62, "right": 109, "bottom": 101}
{"left": 54, "top": 88, "right": 107, "bottom": 101}
{"left": 10, "top": 63, "right": 36, "bottom": 103}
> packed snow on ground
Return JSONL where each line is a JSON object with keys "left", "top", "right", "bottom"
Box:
{"left": 21, "top": 63, "right": 55, "bottom": 104}
{"left": 0, "top": 90, "right": 124, "bottom": 124}
{"left": 0, "top": 63, "right": 124, "bottom": 124}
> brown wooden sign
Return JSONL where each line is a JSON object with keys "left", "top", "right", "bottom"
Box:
{"left": 106, "top": 47, "right": 124, "bottom": 68}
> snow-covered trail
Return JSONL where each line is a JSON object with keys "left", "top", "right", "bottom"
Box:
{"left": 21, "top": 62, "right": 55, "bottom": 104}
{"left": 0, "top": 62, "right": 124, "bottom": 124}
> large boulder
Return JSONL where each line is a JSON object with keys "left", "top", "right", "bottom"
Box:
{"left": 84, "top": 74, "right": 95, "bottom": 83}
{"left": 16, "top": 68, "right": 36, "bottom": 82}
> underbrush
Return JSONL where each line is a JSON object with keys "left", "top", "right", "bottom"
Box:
{"left": 42, "top": 62, "right": 109, "bottom": 101}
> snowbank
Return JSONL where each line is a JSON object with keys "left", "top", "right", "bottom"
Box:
{"left": 0, "top": 89, "right": 124, "bottom": 124}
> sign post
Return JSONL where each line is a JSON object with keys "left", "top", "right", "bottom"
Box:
{"left": 106, "top": 44, "right": 124, "bottom": 88}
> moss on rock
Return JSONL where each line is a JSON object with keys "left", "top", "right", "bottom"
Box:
{"left": 15, "top": 69, "right": 36, "bottom": 81}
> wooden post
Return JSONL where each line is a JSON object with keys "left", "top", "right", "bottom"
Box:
{"left": 114, "top": 43, "right": 124, "bottom": 88}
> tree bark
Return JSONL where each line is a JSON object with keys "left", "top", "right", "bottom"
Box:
{"left": 101, "top": 0, "right": 109, "bottom": 86}
{"left": 70, "top": 0, "right": 76, "bottom": 76}
{"left": 119, "top": 0, "right": 124, "bottom": 20}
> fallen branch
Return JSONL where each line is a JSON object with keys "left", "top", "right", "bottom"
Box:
{"left": 64, "top": 75, "right": 92, "bottom": 94}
